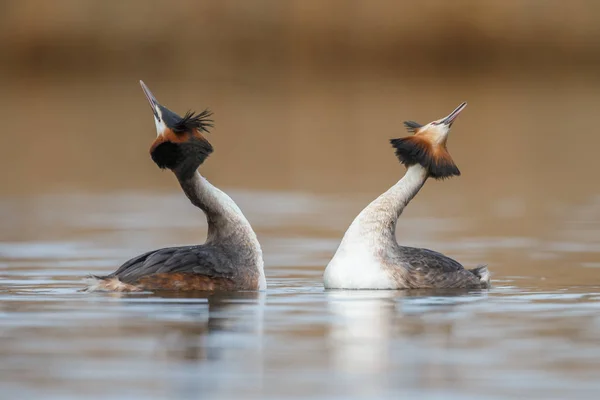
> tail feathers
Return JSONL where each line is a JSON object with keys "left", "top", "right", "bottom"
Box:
{"left": 79, "top": 275, "right": 106, "bottom": 292}
{"left": 469, "top": 265, "right": 491, "bottom": 288}
{"left": 80, "top": 275, "right": 140, "bottom": 293}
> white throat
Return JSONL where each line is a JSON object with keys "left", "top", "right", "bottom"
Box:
{"left": 323, "top": 164, "right": 428, "bottom": 289}
{"left": 154, "top": 116, "right": 167, "bottom": 137}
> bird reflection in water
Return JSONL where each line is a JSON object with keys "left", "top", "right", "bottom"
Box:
{"left": 139, "top": 291, "right": 265, "bottom": 361}
{"left": 325, "top": 289, "right": 487, "bottom": 395}
{"left": 114, "top": 290, "right": 266, "bottom": 398}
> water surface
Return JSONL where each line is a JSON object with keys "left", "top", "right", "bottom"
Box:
{"left": 2, "top": 59, "right": 600, "bottom": 398}
{"left": 2, "top": 191, "right": 600, "bottom": 400}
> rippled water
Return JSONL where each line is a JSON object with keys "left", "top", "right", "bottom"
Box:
{"left": 2, "top": 191, "right": 600, "bottom": 400}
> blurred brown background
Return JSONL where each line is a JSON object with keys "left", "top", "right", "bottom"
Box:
{"left": 3, "top": 4, "right": 600, "bottom": 397}
{"left": 0, "top": 0, "right": 599, "bottom": 218}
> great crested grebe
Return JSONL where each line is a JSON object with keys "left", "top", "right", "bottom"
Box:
{"left": 323, "top": 102, "right": 490, "bottom": 290}
{"left": 84, "top": 81, "right": 265, "bottom": 292}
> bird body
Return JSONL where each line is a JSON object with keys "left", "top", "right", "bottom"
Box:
{"left": 84, "top": 81, "right": 265, "bottom": 292}
{"left": 324, "top": 103, "right": 490, "bottom": 290}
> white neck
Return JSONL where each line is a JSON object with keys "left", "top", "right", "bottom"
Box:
{"left": 349, "top": 164, "right": 428, "bottom": 245}
{"left": 324, "top": 165, "right": 428, "bottom": 289}
{"left": 177, "top": 171, "right": 265, "bottom": 287}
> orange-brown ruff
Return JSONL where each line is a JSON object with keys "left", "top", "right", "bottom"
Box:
{"left": 84, "top": 81, "right": 265, "bottom": 292}
{"left": 323, "top": 102, "right": 490, "bottom": 290}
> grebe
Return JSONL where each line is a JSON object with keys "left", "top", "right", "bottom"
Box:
{"left": 84, "top": 81, "right": 265, "bottom": 292}
{"left": 323, "top": 102, "right": 490, "bottom": 290}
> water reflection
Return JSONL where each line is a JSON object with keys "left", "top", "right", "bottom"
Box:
{"left": 2, "top": 187, "right": 600, "bottom": 398}
{"left": 326, "top": 289, "right": 488, "bottom": 354}
{"left": 146, "top": 291, "right": 266, "bottom": 399}
{"left": 130, "top": 291, "right": 266, "bottom": 363}
{"left": 325, "top": 289, "right": 490, "bottom": 397}
{"left": 327, "top": 290, "right": 396, "bottom": 374}
{"left": 325, "top": 290, "right": 397, "bottom": 398}
{"left": 95, "top": 291, "right": 266, "bottom": 399}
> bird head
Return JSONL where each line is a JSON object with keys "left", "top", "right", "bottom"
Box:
{"left": 390, "top": 102, "right": 466, "bottom": 179}
{"left": 140, "top": 80, "right": 214, "bottom": 180}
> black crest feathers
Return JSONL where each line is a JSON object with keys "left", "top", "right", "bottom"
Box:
{"left": 390, "top": 136, "right": 460, "bottom": 179}
{"left": 403, "top": 121, "right": 423, "bottom": 133}
{"left": 172, "top": 109, "right": 214, "bottom": 134}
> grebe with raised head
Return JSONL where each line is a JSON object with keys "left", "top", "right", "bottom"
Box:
{"left": 84, "top": 81, "right": 265, "bottom": 292}
{"left": 323, "top": 102, "right": 490, "bottom": 290}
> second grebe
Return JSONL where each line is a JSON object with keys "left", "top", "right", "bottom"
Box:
{"left": 323, "top": 102, "right": 490, "bottom": 290}
{"left": 84, "top": 81, "right": 265, "bottom": 292}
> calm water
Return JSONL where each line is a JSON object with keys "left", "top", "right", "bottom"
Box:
{"left": 1, "top": 189, "right": 600, "bottom": 400}
{"left": 1, "top": 71, "right": 600, "bottom": 398}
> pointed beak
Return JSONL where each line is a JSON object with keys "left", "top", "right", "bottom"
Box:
{"left": 139, "top": 80, "right": 161, "bottom": 121}
{"left": 441, "top": 102, "right": 467, "bottom": 126}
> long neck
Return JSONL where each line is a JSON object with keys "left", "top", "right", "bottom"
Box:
{"left": 349, "top": 164, "right": 429, "bottom": 245}
{"left": 176, "top": 171, "right": 260, "bottom": 247}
